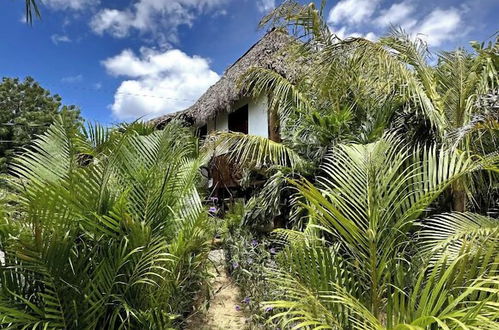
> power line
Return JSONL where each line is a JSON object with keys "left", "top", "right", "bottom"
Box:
{"left": 46, "top": 81, "right": 198, "bottom": 102}
{"left": 0, "top": 81, "right": 199, "bottom": 124}
{"left": 0, "top": 123, "right": 51, "bottom": 126}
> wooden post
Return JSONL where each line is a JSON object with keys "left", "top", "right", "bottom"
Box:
{"left": 268, "top": 95, "right": 281, "bottom": 142}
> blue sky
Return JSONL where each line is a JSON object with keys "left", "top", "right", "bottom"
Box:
{"left": 1, "top": 0, "right": 497, "bottom": 124}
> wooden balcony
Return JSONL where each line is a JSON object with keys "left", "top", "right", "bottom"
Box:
{"left": 210, "top": 154, "right": 242, "bottom": 189}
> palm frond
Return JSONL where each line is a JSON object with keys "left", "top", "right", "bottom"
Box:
{"left": 241, "top": 67, "right": 316, "bottom": 129}
{"left": 418, "top": 212, "right": 499, "bottom": 260}
{"left": 0, "top": 118, "right": 212, "bottom": 328}
{"left": 24, "top": 0, "right": 41, "bottom": 24}
{"left": 405, "top": 254, "right": 499, "bottom": 328}
{"left": 265, "top": 243, "right": 358, "bottom": 329}
{"left": 206, "top": 132, "right": 309, "bottom": 171}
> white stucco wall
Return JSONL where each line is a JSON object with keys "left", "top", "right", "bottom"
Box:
{"left": 210, "top": 94, "right": 268, "bottom": 137}
{"left": 248, "top": 95, "right": 268, "bottom": 138}
{"left": 207, "top": 119, "right": 216, "bottom": 132}
{"left": 215, "top": 112, "right": 228, "bottom": 131}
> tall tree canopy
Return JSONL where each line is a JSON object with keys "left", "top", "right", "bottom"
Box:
{"left": 0, "top": 77, "right": 82, "bottom": 171}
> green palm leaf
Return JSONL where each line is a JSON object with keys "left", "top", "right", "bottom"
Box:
{"left": 206, "top": 132, "right": 309, "bottom": 171}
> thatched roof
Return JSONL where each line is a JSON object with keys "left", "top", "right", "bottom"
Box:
{"left": 151, "top": 28, "right": 299, "bottom": 128}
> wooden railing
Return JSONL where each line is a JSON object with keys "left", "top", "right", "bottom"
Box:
{"left": 210, "top": 155, "right": 242, "bottom": 189}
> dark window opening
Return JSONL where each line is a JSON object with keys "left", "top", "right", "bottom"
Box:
{"left": 196, "top": 124, "right": 207, "bottom": 138}
{"left": 228, "top": 104, "right": 248, "bottom": 134}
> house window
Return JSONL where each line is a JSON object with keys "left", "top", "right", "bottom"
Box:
{"left": 228, "top": 104, "right": 248, "bottom": 134}
{"left": 196, "top": 124, "right": 207, "bottom": 138}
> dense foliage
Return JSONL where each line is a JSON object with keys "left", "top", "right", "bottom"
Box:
{"left": 264, "top": 135, "right": 498, "bottom": 328}
{"left": 0, "top": 77, "right": 82, "bottom": 172}
{"left": 211, "top": 1, "right": 499, "bottom": 329}
{"left": 2, "top": 1, "right": 498, "bottom": 329}
{"left": 0, "top": 119, "right": 213, "bottom": 328}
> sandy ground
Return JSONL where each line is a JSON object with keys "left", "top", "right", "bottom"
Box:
{"left": 184, "top": 249, "right": 247, "bottom": 330}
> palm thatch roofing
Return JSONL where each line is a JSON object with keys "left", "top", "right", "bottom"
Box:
{"left": 151, "top": 28, "right": 299, "bottom": 128}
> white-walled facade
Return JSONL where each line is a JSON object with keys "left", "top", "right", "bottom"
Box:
{"left": 214, "top": 112, "right": 228, "bottom": 131}
{"left": 248, "top": 94, "right": 268, "bottom": 137}
{"left": 207, "top": 118, "right": 216, "bottom": 132}
{"left": 206, "top": 94, "right": 269, "bottom": 138}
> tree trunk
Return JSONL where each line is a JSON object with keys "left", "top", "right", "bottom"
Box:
{"left": 451, "top": 182, "right": 467, "bottom": 212}
{"left": 268, "top": 100, "right": 281, "bottom": 143}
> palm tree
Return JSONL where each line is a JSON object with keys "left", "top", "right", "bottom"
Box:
{"left": 380, "top": 30, "right": 498, "bottom": 211}
{"left": 212, "top": 1, "right": 497, "bottom": 224}
{"left": 265, "top": 135, "right": 499, "bottom": 328}
{"left": 0, "top": 119, "right": 213, "bottom": 328}
{"left": 206, "top": 1, "right": 498, "bottom": 327}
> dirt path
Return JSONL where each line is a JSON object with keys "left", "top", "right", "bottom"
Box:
{"left": 184, "top": 249, "right": 247, "bottom": 329}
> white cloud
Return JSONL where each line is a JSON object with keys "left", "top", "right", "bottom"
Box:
{"left": 90, "top": 0, "right": 228, "bottom": 43}
{"left": 328, "top": 0, "right": 380, "bottom": 25}
{"left": 91, "top": 9, "right": 133, "bottom": 38}
{"left": 213, "top": 9, "right": 228, "bottom": 17}
{"left": 61, "top": 74, "right": 83, "bottom": 83}
{"left": 333, "top": 26, "right": 377, "bottom": 41}
{"left": 51, "top": 34, "right": 71, "bottom": 45}
{"left": 374, "top": 1, "right": 417, "bottom": 29}
{"left": 329, "top": 1, "right": 464, "bottom": 48}
{"left": 257, "top": 0, "right": 276, "bottom": 13}
{"left": 364, "top": 32, "right": 378, "bottom": 41}
{"left": 102, "top": 48, "right": 220, "bottom": 120}
{"left": 93, "top": 82, "right": 102, "bottom": 90}
{"left": 43, "top": 0, "right": 99, "bottom": 11}
{"left": 414, "top": 8, "right": 462, "bottom": 46}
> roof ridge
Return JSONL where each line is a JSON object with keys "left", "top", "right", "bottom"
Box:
{"left": 224, "top": 28, "right": 288, "bottom": 73}
{"left": 152, "top": 27, "right": 298, "bottom": 128}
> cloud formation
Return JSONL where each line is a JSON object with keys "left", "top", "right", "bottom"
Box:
{"left": 334, "top": 27, "right": 377, "bottom": 41}
{"left": 328, "top": 0, "right": 380, "bottom": 25}
{"left": 257, "top": 0, "right": 276, "bottom": 13}
{"left": 51, "top": 34, "right": 71, "bottom": 45}
{"left": 61, "top": 74, "right": 83, "bottom": 83}
{"left": 416, "top": 8, "right": 462, "bottom": 46}
{"left": 328, "top": 0, "right": 465, "bottom": 47}
{"left": 43, "top": 0, "right": 99, "bottom": 11}
{"left": 90, "top": 0, "right": 227, "bottom": 44}
{"left": 102, "top": 48, "right": 219, "bottom": 120}
{"left": 374, "top": 1, "right": 416, "bottom": 29}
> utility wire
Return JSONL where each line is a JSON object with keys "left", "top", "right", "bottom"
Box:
{"left": 0, "top": 123, "right": 51, "bottom": 126}
{"left": 0, "top": 81, "right": 197, "bottom": 127}
{"left": 45, "top": 82, "right": 197, "bottom": 102}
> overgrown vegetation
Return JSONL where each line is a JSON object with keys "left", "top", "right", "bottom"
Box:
{"left": 221, "top": 202, "right": 278, "bottom": 328}
{"left": 1, "top": 0, "right": 498, "bottom": 329}
{"left": 0, "top": 119, "right": 213, "bottom": 328}
{"left": 211, "top": 1, "right": 499, "bottom": 329}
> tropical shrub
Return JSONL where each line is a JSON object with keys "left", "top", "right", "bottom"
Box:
{"left": 0, "top": 119, "right": 213, "bottom": 329}
{"left": 207, "top": 4, "right": 498, "bottom": 327}
{"left": 262, "top": 135, "right": 498, "bottom": 328}
{"left": 214, "top": 1, "right": 498, "bottom": 225}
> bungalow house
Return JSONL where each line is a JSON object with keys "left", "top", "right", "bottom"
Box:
{"left": 151, "top": 28, "right": 299, "bottom": 142}
{"left": 151, "top": 28, "right": 299, "bottom": 193}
